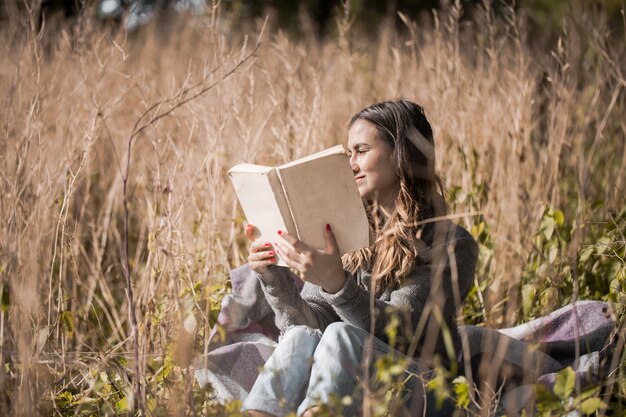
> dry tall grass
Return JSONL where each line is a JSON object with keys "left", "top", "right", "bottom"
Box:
{"left": 0, "top": 0, "right": 625, "bottom": 415}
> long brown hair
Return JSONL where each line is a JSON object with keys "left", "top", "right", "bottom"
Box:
{"left": 343, "top": 100, "right": 447, "bottom": 293}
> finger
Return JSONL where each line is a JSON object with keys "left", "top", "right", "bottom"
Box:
{"left": 245, "top": 224, "right": 255, "bottom": 241}
{"left": 248, "top": 249, "right": 276, "bottom": 262}
{"left": 249, "top": 258, "right": 276, "bottom": 274}
{"left": 277, "top": 230, "right": 309, "bottom": 254}
{"left": 249, "top": 240, "right": 273, "bottom": 253}
{"left": 323, "top": 223, "right": 339, "bottom": 254}
{"left": 274, "top": 241, "right": 305, "bottom": 270}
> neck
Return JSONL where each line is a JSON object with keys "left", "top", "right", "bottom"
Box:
{"left": 377, "top": 185, "right": 398, "bottom": 215}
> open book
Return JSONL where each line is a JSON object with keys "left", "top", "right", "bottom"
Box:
{"left": 228, "top": 145, "right": 370, "bottom": 266}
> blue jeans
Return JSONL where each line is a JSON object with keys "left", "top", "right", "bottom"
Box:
{"left": 241, "top": 322, "right": 437, "bottom": 417}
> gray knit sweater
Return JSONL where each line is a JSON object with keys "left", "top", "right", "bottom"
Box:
{"left": 257, "top": 219, "right": 478, "bottom": 362}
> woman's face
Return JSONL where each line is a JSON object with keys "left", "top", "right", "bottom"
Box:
{"left": 347, "top": 119, "right": 399, "bottom": 210}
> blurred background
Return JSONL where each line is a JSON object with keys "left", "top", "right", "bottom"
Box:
{"left": 0, "top": 0, "right": 624, "bottom": 416}
{"left": 6, "top": 0, "right": 626, "bottom": 38}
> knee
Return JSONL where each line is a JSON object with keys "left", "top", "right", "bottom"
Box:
{"left": 313, "top": 322, "right": 367, "bottom": 364}
{"left": 281, "top": 325, "right": 322, "bottom": 345}
{"left": 265, "top": 326, "right": 322, "bottom": 370}
{"left": 321, "top": 322, "right": 366, "bottom": 346}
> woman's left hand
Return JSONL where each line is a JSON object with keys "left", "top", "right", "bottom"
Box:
{"left": 275, "top": 224, "right": 346, "bottom": 294}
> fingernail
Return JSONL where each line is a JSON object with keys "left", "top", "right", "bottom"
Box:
{"left": 275, "top": 248, "right": 280, "bottom": 253}
{"left": 264, "top": 242, "right": 270, "bottom": 247}
{"left": 270, "top": 258, "right": 276, "bottom": 263}
{"left": 268, "top": 251, "right": 274, "bottom": 256}
{"left": 274, "top": 242, "right": 279, "bottom": 246}
{"left": 326, "top": 223, "right": 331, "bottom": 231}
{"left": 277, "top": 230, "right": 282, "bottom": 235}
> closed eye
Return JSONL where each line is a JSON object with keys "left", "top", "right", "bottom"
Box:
{"left": 348, "top": 148, "right": 368, "bottom": 157}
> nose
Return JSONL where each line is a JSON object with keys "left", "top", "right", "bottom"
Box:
{"left": 350, "top": 154, "right": 359, "bottom": 174}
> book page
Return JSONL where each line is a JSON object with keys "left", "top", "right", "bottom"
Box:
{"left": 279, "top": 144, "right": 347, "bottom": 168}
{"left": 276, "top": 149, "right": 369, "bottom": 254}
{"left": 227, "top": 164, "right": 297, "bottom": 266}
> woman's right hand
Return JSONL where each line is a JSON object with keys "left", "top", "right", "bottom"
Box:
{"left": 245, "top": 224, "right": 276, "bottom": 274}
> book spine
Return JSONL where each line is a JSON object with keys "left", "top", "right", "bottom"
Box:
{"left": 269, "top": 169, "right": 298, "bottom": 238}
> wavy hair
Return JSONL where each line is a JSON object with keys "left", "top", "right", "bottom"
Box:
{"left": 342, "top": 100, "right": 447, "bottom": 293}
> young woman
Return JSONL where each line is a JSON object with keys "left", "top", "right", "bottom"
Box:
{"left": 241, "top": 100, "right": 479, "bottom": 416}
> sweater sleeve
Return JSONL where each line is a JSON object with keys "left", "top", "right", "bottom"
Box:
{"left": 256, "top": 266, "right": 340, "bottom": 333}
{"left": 317, "top": 222, "right": 478, "bottom": 347}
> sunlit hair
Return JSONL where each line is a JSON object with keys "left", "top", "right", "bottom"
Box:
{"left": 342, "top": 99, "right": 447, "bottom": 293}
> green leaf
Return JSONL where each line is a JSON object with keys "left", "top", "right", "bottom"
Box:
{"left": 341, "top": 395, "right": 353, "bottom": 406}
{"left": 554, "top": 367, "right": 575, "bottom": 400}
{"left": 0, "top": 286, "right": 11, "bottom": 313}
{"left": 579, "top": 246, "right": 594, "bottom": 263}
{"left": 147, "top": 398, "right": 157, "bottom": 412}
{"left": 0, "top": 285, "right": 9, "bottom": 313}
{"left": 448, "top": 185, "right": 462, "bottom": 202}
{"left": 543, "top": 217, "right": 555, "bottom": 240}
{"left": 55, "top": 391, "right": 74, "bottom": 409}
{"left": 384, "top": 313, "right": 400, "bottom": 348}
{"left": 426, "top": 369, "right": 450, "bottom": 410}
{"left": 553, "top": 210, "right": 565, "bottom": 227}
{"left": 539, "top": 209, "right": 556, "bottom": 241}
{"left": 534, "top": 384, "right": 561, "bottom": 412}
{"left": 388, "top": 364, "right": 405, "bottom": 375}
{"left": 580, "top": 397, "right": 605, "bottom": 415}
{"left": 577, "top": 385, "right": 599, "bottom": 401}
{"left": 452, "top": 376, "right": 470, "bottom": 408}
{"left": 72, "top": 395, "right": 98, "bottom": 405}
{"left": 522, "top": 285, "right": 537, "bottom": 317}
{"left": 115, "top": 396, "right": 129, "bottom": 412}
{"left": 59, "top": 310, "right": 74, "bottom": 337}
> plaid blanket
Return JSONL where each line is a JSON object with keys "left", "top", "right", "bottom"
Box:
{"left": 194, "top": 265, "right": 616, "bottom": 412}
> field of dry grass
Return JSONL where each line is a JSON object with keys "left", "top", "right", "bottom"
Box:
{"left": 0, "top": 1, "right": 625, "bottom": 415}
